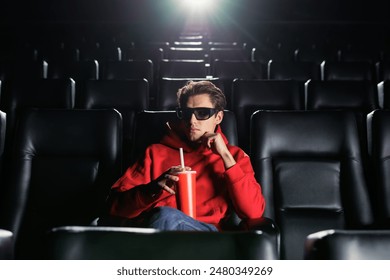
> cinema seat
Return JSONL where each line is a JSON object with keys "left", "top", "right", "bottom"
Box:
{"left": 0, "top": 108, "right": 123, "bottom": 259}
{"left": 305, "top": 229, "right": 390, "bottom": 259}
{"left": 250, "top": 110, "right": 374, "bottom": 259}
{"left": 0, "top": 229, "right": 13, "bottom": 260}
{"left": 45, "top": 225, "right": 279, "bottom": 260}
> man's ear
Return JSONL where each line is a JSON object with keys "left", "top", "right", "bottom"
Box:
{"left": 215, "top": 110, "right": 224, "bottom": 125}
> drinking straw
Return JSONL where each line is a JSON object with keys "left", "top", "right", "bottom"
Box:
{"left": 179, "top": 147, "right": 185, "bottom": 169}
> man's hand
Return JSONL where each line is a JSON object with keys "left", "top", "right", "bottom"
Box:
{"left": 201, "top": 132, "right": 236, "bottom": 169}
{"left": 150, "top": 165, "right": 191, "bottom": 195}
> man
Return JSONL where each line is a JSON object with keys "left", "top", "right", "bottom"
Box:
{"left": 104, "top": 81, "right": 265, "bottom": 231}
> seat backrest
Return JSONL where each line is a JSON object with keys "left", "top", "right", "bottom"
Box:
{"left": 159, "top": 59, "right": 208, "bottom": 79}
{"left": 76, "top": 79, "right": 149, "bottom": 168}
{"left": 267, "top": 61, "right": 320, "bottom": 81}
{"left": 377, "top": 80, "right": 390, "bottom": 109}
{"left": 156, "top": 77, "right": 224, "bottom": 110}
{"left": 250, "top": 110, "right": 373, "bottom": 259}
{"left": 130, "top": 110, "right": 237, "bottom": 166}
{"left": 305, "top": 229, "right": 390, "bottom": 260}
{"left": 101, "top": 60, "right": 154, "bottom": 86}
{"left": 208, "top": 48, "right": 251, "bottom": 62}
{"left": 232, "top": 79, "right": 304, "bottom": 154}
{"left": 321, "top": 61, "right": 375, "bottom": 81}
{"left": 367, "top": 109, "right": 390, "bottom": 225}
{"left": 0, "top": 110, "right": 5, "bottom": 182}
{"left": 45, "top": 225, "right": 279, "bottom": 260}
{"left": 0, "top": 60, "right": 47, "bottom": 81}
{"left": 165, "top": 47, "right": 206, "bottom": 60}
{"left": 305, "top": 80, "right": 378, "bottom": 112}
{"left": 0, "top": 228, "right": 13, "bottom": 260}
{"left": 0, "top": 108, "right": 123, "bottom": 259}
{"left": 47, "top": 60, "right": 99, "bottom": 80}
{"left": 212, "top": 60, "right": 263, "bottom": 80}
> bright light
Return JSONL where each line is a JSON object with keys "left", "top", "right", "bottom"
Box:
{"left": 184, "top": 0, "right": 214, "bottom": 10}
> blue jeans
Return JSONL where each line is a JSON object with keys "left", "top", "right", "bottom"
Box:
{"left": 146, "top": 207, "right": 218, "bottom": 232}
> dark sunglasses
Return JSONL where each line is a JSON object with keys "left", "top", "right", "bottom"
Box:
{"left": 176, "top": 107, "right": 219, "bottom": 120}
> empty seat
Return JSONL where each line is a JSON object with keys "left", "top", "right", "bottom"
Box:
{"left": 0, "top": 60, "right": 47, "bottom": 81}
{"left": 0, "top": 78, "right": 75, "bottom": 148}
{"left": 76, "top": 79, "right": 149, "bottom": 168}
{"left": 250, "top": 110, "right": 374, "bottom": 259}
{"left": 0, "top": 108, "right": 123, "bottom": 259}
{"left": 212, "top": 60, "right": 264, "bottom": 108}
{"left": 231, "top": 79, "right": 304, "bottom": 153}
{"left": 305, "top": 80, "right": 378, "bottom": 112}
{"left": 101, "top": 60, "right": 154, "bottom": 85}
{"left": 367, "top": 109, "right": 390, "bottom": 226}
{"left": 165, "top": 47, "right": 206, "bottom": 60}
{"left": 0, "top": 228, "right": 13, "bottom": 260}
{"left": 305, "top": 229, "right": 390, "bottom": 260}
{"left": 209, "top": 48, "right": 251, "bottom": 62}
{"left": 156, "top": 77, "right": 223, "bottom": 110}
{"left": 79, "top": 46, "right": 121, "bottom": 62}
{"left": 378, "top": 80, "right": 390, "bottom": 109}
{"left": 306, "top": 80, "right": 379, "bottom": 162}
{"left": 45, "top": 225, "right": 279, "bottom": 260}
{"left": 267, "top": 61, "right": 320, "bottom": 81}
{"left": 47, "top": 60, "right": 99, "bottom": 80}
{"left": 321, "top": 61, "right": 375, "bottom": 81}
{"left": 375, "top": 61, "right": 390, "bottom": 83}
{"left": 159, "top": 59, "right": 209, "bottom": 79}
{"left": 0, "top": 110, "right": 5, "bottom": 183}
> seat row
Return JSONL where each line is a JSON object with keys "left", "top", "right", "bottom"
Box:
{"left": 1, "top": 108, "right": 390, "bottom": 259}
{"left": 2, "top": 78, "right": 390, "bottom": 161}
{"left": 2, "top": 58, "right": 390, "bottom": 82}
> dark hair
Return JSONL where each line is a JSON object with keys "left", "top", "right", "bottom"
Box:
{"left": 177, "top": 80, "right": 226, "bottom": 111}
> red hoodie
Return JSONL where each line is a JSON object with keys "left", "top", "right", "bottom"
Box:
{"left": 108, "top": 123, "right": 265, "bottom": 229}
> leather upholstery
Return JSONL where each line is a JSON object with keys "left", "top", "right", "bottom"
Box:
{"left": 47, "top": 60, "right": 99, "bottom": 80}
{"left": 267, "top": 61, "right": 320, "bottom": 81}
{"left": 76, "top": 79, "right": 149, "bottom": 168}
{"left": 305, "top": 229, "right": 390, "bottom": 259}
{"left": 232, "top": 79, "right": 304, "bottom": 153}
{"left": 101, "top": 60, "right": 154, "bottom": 86}
{"left": 305, "top": 80, "right": 378, "bottom": 112}
{"left": 250, "top": 110, "right": 374, "bottom": 259}
{"left": 45, "top": 225, "right": 279, "bottom": 260}
{"left": 367, "top": 110, "right": 390, "bottom": 226}
{"left": 0, "top": 110, "right": 5, "bottom": 182}
{"left": 0, "top": 108, "right": 123, "bottom": 259}
{"left": 159, "top": 59, "right": 209, "bottom": 78}
{"left": 321, "top": 61, "right": 375, "bottom": 81}
{"left": 0, "top": 229, "right": 13, "bottom": 260}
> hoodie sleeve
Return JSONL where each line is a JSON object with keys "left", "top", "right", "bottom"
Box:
{"left": 224, "top": 148, "right": 266, "bottom": 219}
{"left": 107, "top": 147, "right": 169, "bottom": 219}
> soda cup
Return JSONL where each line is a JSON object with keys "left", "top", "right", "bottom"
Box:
{"left": 175, "top": 170, "right": 196, "bottom": 218}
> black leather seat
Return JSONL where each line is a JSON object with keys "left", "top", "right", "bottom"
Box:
{"left": 159, "top": 59, "right": 209, "bottom": 79}
{"left": 377, "top": 80, "right": 390, "bottom": 109}
{"left": 267, "top": 61, "right": 321, "bottom": 81}
{"left": 231, "top": 79, "right": 304, "bottom": 154}
{"left": 321, "top": 61, "right": 375, "bottom": 81}
{"left": 0, "top": 110, "right": 5, "bottom": 185}
{"left": 305, "top": 229, "right": 390, "bottom": 259}
{"left": 250, "top": 110, "right": 374, "bottom": 259}
{"left": 367, "top": 109, "right": 390, "bottom": 227}
{"left": 0, "top": 108, "right": 123, "bottom": 259}
{"left": 47, "top": 60, "right": 99, "bottom": 80}
{"left": 44, "top": 225, "right": 279, "bottom": 260}
{"left": 212, "top": 60, "right": 264, "bottom": 109}
{"left": 0, "top": 228, "right": 13, "bottom": 260}
{"left": 101, "top": 60, "right": 154, "bottom": 85}
{"left": 76, "top": 79, "right": 149, "bottom": 168}
{"left": 0, "top": 78, "right": 75, "bottom": 177}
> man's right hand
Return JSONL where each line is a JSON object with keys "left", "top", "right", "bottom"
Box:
{"left": 150, "top": 165, "right": 191, "bottom": 196}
